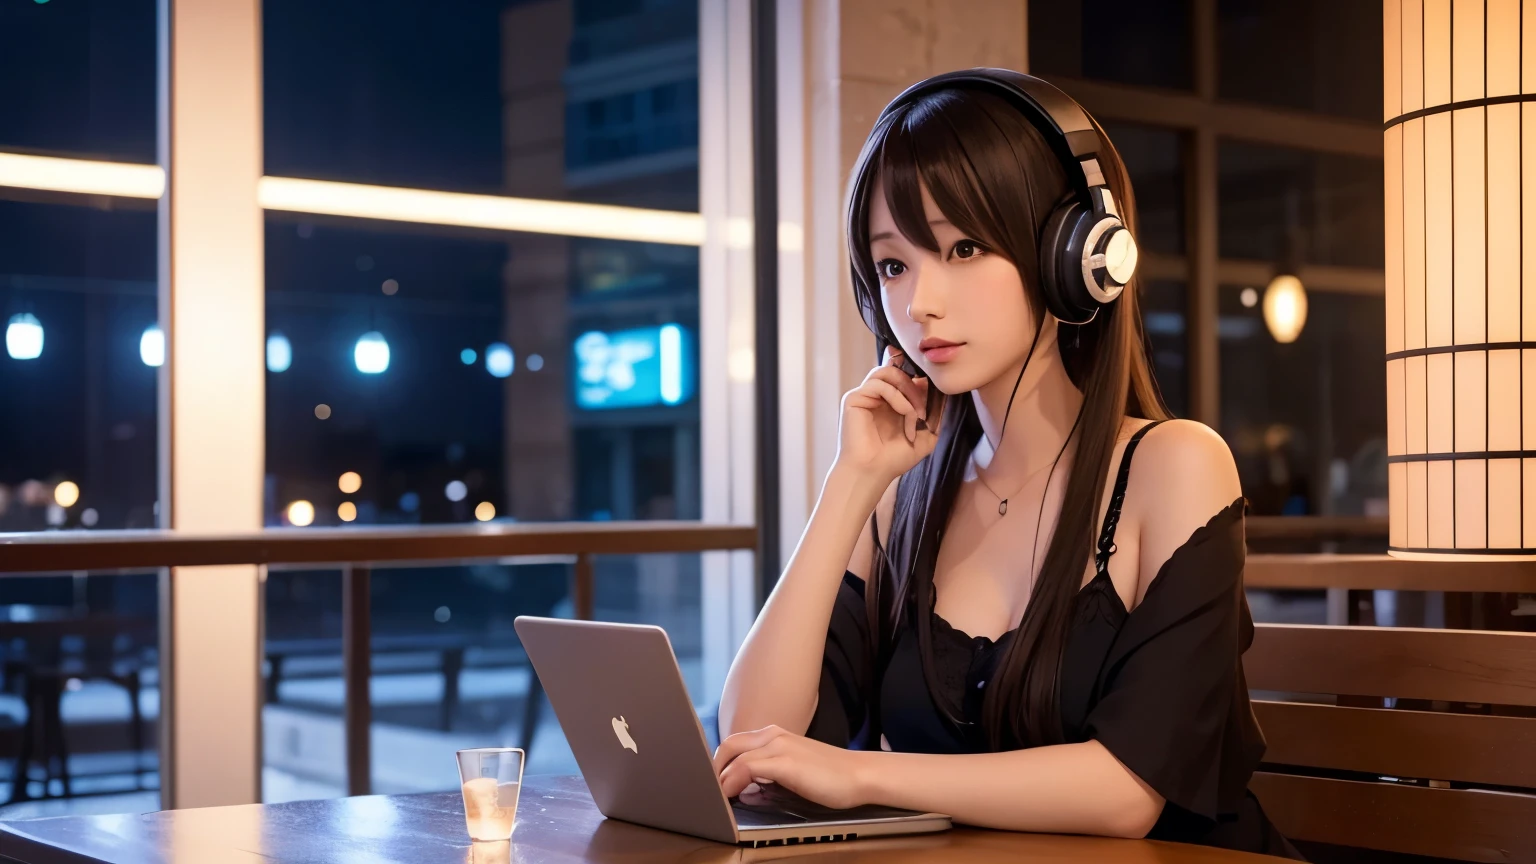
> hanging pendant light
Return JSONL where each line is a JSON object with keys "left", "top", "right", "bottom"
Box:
{"left": 1262, "top": 274, "right": 1308, "bottom": 344}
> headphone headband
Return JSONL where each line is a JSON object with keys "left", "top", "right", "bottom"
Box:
{"left": 880, "top": 69, "right": 1110, "bottom": 207}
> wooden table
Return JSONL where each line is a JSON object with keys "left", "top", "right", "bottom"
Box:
{"left": 0, "top": 776, "right": 1277, "bottom": 863}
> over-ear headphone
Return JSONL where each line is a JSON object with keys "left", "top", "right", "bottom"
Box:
{"left": 873, "top": 68, "right": 1138, "bottom": 325}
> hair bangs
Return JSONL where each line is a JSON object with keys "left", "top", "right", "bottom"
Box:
{"left": 874, "top": 93, "right": 1011, "bottom": 257}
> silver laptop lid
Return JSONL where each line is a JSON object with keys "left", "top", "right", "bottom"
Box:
{"left": 513, "top": 615, "right": 739, "bottom": 843}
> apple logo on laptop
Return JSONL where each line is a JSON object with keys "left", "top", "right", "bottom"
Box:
{"left": 612, "top": 716, "right": 638, "bottom": 753}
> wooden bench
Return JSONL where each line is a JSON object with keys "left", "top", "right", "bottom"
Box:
{"left": 1244, "top": 556, "right": 1536, "bottom": 862}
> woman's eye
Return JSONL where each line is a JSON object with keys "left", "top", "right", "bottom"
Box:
{"left": 952, "top": 240, "right": 984, "bottom": 260}
{"left": 877, "top": 259, "right": 906, "bottom": 279}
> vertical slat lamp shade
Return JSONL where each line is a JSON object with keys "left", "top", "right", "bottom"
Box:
{"left": 1385, "top": 0, "right": 1536, "bottom": 558}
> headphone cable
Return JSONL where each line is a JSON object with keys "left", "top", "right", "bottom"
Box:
{"left": 986, "top": 316, "right": 1046, "bottom": 515}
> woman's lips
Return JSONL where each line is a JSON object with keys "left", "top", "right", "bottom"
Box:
{"left": 920, "top": 341, "right": 964, "bottom": 363}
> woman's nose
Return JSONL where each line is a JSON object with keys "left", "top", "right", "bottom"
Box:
{"left": 906, "top": 263, "right": 946, "bottom": 322}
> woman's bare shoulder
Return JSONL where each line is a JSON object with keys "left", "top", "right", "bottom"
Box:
{"left": 1126, "top": 419, "right": 1242, "bottom": 603}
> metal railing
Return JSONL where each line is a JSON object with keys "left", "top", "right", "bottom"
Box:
{"left": 0, "top": 521, "right": 758, "bottom": 796}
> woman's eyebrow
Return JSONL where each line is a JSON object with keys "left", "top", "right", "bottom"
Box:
{"left": 870, "top": 220, "right": 949, "bottom": 244}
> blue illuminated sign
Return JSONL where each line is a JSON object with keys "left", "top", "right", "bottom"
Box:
{"left": 573, "top": 324, "right": 694, "bottom": 410}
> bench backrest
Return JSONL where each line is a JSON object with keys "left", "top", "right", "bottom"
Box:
{"left": 1244, "top": 622, "right": 1536, "bottom": 862}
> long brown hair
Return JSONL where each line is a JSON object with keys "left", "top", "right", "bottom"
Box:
{"left": 845, "top": 86, "right": 1169, "bottom": 750}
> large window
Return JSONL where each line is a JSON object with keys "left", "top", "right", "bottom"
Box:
{"left": 259, "top": 0, "right": 707, "bottom": 800}
{"left": 0, "top": 0, "right": 725, "bottom": 814}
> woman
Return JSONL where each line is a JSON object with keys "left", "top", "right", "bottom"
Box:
{"left": 714, "top": 70, "right": 1301, "bottom": 859}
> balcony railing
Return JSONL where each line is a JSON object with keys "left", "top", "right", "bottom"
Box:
{"left": 0, "top": 521, "right": 757, "bottom": 797}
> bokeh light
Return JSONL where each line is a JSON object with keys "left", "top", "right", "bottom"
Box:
{"left": 6, "top": 313, "right": 43, "bottom": 361}
{"left": 354, "top": 331, "right": 390, "bottom": 374}
{"left": 53, "top": 481, "right": 79, "bottom": 508}
{"left": 139, "top": 325, "right": 165, "bottom": 367}
{"left": 338, "top": 471, "right": 362, "bottom": 494}
{"left": 475, "top": 501, "right": 495, "bottom": 522}
{"left": 485, "top": 342, "right": 514, "bottom": 378}
{"left": 445, "top": 480, "right": 467, "bottom": 502}
{"left": 1263, "top": 275, "right": 1308, "bottom": 344}
{"left": 337, "top": 501, "right": 358, "bottom": 522}
{"left": 267, "top": 332, "right": 293, "bottom": 373}
{"left": 286, "top": 500, "right": 315, "bottom": 527}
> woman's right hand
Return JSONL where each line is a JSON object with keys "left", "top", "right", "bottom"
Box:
{"left": 833, "top": 348, "right": 942, "bottom": 485}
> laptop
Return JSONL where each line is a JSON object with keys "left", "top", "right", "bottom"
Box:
{"left": 513, "top": 616, "right": 952, "bottom": 848}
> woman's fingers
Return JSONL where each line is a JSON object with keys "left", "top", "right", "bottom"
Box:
{"left": 867, "top": 364, "right": 928, "bottom": 417}
{"left": 720, "top": 753, "right": 787, "bottom": 799}
{"left": 712, "top": 731, "right": 759, "bottom": 776}
{"left": 712, "top": 725, "right": 784, "bottom": 775}
{"left": 847, "top": 378, "right": 918, "bottom": 420}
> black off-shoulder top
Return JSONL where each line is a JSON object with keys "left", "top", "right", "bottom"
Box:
{"left": 806, "top": 421, "right": 1304, "bottom": 860}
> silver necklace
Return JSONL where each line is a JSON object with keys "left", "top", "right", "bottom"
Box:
{"left": 970, "top": 450, "right": 1056, "bottom": 516}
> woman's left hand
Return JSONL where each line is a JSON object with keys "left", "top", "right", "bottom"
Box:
{"left": 713, "top": 725, "right": 871, "bottom": 810}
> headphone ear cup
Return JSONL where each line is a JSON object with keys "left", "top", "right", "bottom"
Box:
{"left": 1038, "top": 200, "right": 1100, "bottom": 324}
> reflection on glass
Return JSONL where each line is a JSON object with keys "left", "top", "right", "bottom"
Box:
{"left": 0, "top": 0, "right": 156, "bottom": 160}
{"left": 1218, "top": 0, "right": 1382, "bottom": 123}
{"left": 1029, "top": 0, "right": 1191, "bottom": 91}
{"left": 262, "top": 555, "right": 705, "bottom": 800}
{"left": 1218, "top": 141, "right": 1385, "bottom": 270}
{"left": 1218, "top": 285, "right": 1386, "bottom": 517}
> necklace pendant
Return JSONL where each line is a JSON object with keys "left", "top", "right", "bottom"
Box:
{"left": 998, "top": 499, "right": 1008, "bottom": 516}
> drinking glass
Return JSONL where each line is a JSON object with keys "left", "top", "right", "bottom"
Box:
{"left": 456, "top": 747, "right": 525, "bottom": 841}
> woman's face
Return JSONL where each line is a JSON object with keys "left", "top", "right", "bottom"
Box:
{"left": 868, "top": 181, "right": 1037, "bottom": 395}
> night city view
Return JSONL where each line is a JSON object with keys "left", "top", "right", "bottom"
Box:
{"left": 1, "top": 0, "right": 705, "bottom": 811}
